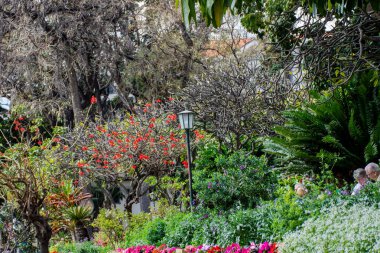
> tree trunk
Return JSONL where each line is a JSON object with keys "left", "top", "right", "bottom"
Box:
{"left": 33, "top": 216, "right": 52, "bottom": 253}
{"left": 66, "top": 55, "right": 84, "bottom": 126}
{"left": 70, "top": 230, "right": 76, "bottom": 243}
{"left": 40, "top": 239, "right": 50, "bottom": 253}
{"left": 140, "top": 184, "right": 150, "bottom": 213}
{"left": 75, "top": 224, "right": 89, "bottom": 242}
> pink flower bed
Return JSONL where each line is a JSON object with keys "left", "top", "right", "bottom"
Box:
{"left": 116, "top": 242, "right": 277, "bottom": 253}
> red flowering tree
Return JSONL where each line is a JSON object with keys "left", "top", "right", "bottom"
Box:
{"left": 64, "top": 99, "right": 197, "bottom": 211}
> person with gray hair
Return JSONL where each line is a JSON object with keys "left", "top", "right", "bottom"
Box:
{"left": 351, "top": 168, "right": 369, "bottom": 195}
{"left": 365, "top": 162, "right": 380, "bottom": 181}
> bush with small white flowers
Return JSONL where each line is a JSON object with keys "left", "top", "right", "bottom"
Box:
{"left": 281, "top": 203, "right": 380, "bottom": 252}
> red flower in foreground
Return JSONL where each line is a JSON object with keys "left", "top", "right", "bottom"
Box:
{"left": 182, "top": 160, "right": 189, "bottom": 168}
{"left": 90, "top": 95, "right": 97, "bottom": 104}
{"left": 269, "top": 242, "right": 277, "bottom": 253}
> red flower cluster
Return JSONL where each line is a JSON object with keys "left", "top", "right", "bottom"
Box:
{"left": 194, "top": 130, "right": 205, "bottom": 140}
{"left": 182, "top": 160, "right": 189, "bottom": 168}
{"left": 13, "top": 117, "right": 25, "bottom": 132}
{"left": 90, "top": 95, "right": 97, "bottom": 104}
{"left": 139, "top": 154, "right": 150, "bottom": 161}
{"left": 70, "top": 100, "right": 188, "bottom": 178}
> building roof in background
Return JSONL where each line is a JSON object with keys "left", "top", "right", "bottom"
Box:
{"left": 201, "top": 38, "right": 255, "bottom": 57}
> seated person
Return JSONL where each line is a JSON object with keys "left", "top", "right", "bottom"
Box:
{"left": 351, "top": 168, "right": 369, "bottom": 195}
{"left": 365, "top": 162, "right": 380, "bottom": 181}
{"left": 294, "top": 182, "right": 308, "bottom": 197}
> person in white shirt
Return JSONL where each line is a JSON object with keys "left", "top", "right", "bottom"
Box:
{"left": 351, "top": 168, "right": 369, "bottom": 195}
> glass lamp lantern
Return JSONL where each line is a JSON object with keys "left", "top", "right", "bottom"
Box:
{"left": 178, "top": 110, "right": 194, "bottom": 129}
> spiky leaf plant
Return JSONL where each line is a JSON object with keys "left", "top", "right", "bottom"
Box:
{"left": 264, "top": 71, "right": 380, "bottom": 179}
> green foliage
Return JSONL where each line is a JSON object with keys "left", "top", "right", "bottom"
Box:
{"left": 281, "top": 203, "right": 380, "bottom": 252}
{"left": 0, "top": 116, "right": 13, "bottom": 152}
{"left": 92, "top": 208, "right": 128, "bottom": 245}
{"left": 64, "top": 206, "right": 92, "bottom": 225}
{"left": 125, "top": 200, "right": 182, "bottom": 246}
{"left": 160, "top": 212, "right": 195, "bottom": 248}
{"left": 193, "top": 142, "right": 277, "bottom": 210}
{"left": 352, "top": 181, "right": 380, "bottom": 206}
{"left": 52, "top": 241, "right": 111, "bottom": 253}
{"left": 181, "top": 0, "right": 379, "bottom": 29}
{"left": 124, "top": 180, "right": 380, "bottom": 248}
{"left": 124, "top": 215, "right": 157, "bottom": 246}
{"left": 161, "top": 210, "right": 258, "bottom": 247}
{"left": 264, "top": 71, "right": 380, "bottom": 177}
{"left": 146, "top": 175, "right": 188, "bottom": 207}
{"left": 146, "top": 219, "right": 166, "bottom": 245}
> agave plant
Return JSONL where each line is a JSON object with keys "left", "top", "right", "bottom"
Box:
{"left": 64, "top": 205, "right": 93, "bottom": 242}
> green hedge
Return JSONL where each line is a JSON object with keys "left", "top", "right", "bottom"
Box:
{"left": 52, "top": 241, "right": 111, "bottom": 253}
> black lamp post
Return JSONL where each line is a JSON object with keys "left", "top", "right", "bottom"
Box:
{"left": 178, "top": 110, "right": 195, "bottom": 211}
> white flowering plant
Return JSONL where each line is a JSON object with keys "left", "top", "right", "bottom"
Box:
{"left": 281, "top": 203, "right": 380, "bottom": 252}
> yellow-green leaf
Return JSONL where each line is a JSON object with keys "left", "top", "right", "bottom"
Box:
{"left": 327, "top": 0, "right": 332, "bottom": 11}
{"left": 213, "top": 0, "right": 224, "bottom": 27}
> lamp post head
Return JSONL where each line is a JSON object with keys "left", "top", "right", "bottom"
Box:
{"left": 178, "top": 110, "right": 194, "bottom": 129}
{"left": 127, "top": 93, "right": 136, "bottom": 104}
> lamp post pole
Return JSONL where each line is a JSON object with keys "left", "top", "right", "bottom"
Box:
{"left": 185, "top": 128, "right": 194, "bottom": 211}
{"left": 178, "top": 109, "right": 195, "bottom": 211}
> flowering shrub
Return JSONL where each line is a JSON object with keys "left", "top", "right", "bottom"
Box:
{"left": 64, "top": 100, "right": 202, "bottom": 209}
{"left": 281, "top": 203, "right": 380, "bottom": 252}
{"left": 193, "top": 141, "right": 277, "bottom": 210}
{"left": 116, "top": 243, "right": 277, "bottom": 253}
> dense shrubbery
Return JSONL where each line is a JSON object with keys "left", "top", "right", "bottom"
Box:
{"left": 193, "top": 142, "right": 277, "bottom": 210}
{"left": 123, "top": 176, "right": 373, "bottom": 248}
{"left": 92, "top": 208, "right": 129, "bottom": 247}
{"left": 51, "top": 241, "right": 111, "bottom": 253}
{"left": 124, "top": 209, "right": 268, "bottom": 248}
{"left": 264, "top": 71, "right": 380, "bottom": 178}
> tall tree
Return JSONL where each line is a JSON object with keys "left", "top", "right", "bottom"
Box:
{"left": 0, "top": 1, "right": 136, "bottom": 126}
{"left": 123, "top": 0, "right": 210, "bottom": 100}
